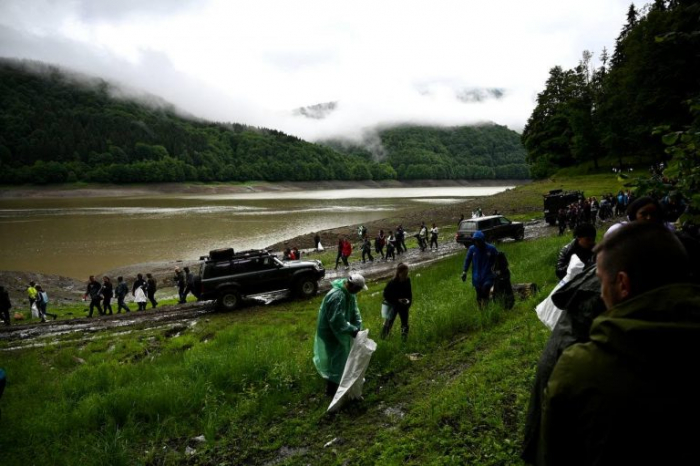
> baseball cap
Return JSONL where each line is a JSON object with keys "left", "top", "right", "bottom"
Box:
{"left": 348, "top": 273, "right": 368, "bottom": 290}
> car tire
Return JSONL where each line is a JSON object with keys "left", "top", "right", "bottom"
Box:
{"left": 217, "top": 290, "right": 240, "bottom": 311}
{"left": 296, "top": 277, "right": 318, "bottom": 299}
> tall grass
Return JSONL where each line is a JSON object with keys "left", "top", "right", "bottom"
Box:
{"left": 0, "top": 233, "right": 576, "bottom": 464}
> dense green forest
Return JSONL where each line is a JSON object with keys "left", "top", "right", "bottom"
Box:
{"left": 0, "top": 59, "right": 529, "bottom": 184}
{"left": 322, "top": 124, "right": 530, "bottom": 180}
{"left": 523, "top": 0, "right": 699, "bottom": 182}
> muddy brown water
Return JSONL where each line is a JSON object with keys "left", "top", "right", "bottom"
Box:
{"left": 0, "top": 186, "right": 512, "bottom": 279}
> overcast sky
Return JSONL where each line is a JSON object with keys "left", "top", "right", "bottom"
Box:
{"left": 0, "top": 0, "right": 641, "bottom": 141}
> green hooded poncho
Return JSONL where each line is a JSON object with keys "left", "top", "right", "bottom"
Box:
{"left": 313, "top": 279, "right": 363, "bottom": 384}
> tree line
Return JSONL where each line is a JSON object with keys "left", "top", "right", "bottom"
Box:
{"left": 522, "top": 0, "right": 699, "bottom": 180}
{"left": 0, "top": 59, "right": 530, "bottom": 184}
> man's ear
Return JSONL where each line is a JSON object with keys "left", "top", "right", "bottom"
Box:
{"left": 617, "top": 271, "right": 631, "bottom": 300}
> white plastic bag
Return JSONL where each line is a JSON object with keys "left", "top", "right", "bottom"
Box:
{"left": 327, "top": 329, "right": 377, "bottom": 413}
{"left": 535, "top": 255, "right": 585, "bottom": 330}
{"left": 317, "top": 242, "right": 324, "bottom": 251}
{"left": 381, "top": 301, "right": 393, "bottom": 319}
{"left": 31, "top": 302, "right": 39, "bottom": 319}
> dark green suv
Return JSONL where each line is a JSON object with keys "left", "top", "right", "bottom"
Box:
{"left": 198, "top": 248, "right": 325, "bottom": 311}
{"left": 455, "top": 215, "right": 525, "bottom": 247}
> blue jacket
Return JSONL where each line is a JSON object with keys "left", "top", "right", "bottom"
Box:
{"left": 463, "top": 243, "right": 498, "bottom": 288}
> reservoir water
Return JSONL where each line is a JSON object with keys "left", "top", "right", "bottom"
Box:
{"left": 0, "top": 186, "right": 510, "bottom": 279}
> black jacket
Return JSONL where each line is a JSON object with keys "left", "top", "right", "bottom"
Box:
{"left": 555, "top": 239, "right": 594, "bottom": 280}
{"left": 383, "top": 278, "right": 412, "bottom": 312}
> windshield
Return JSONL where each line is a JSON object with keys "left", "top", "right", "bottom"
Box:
{"left": 459, "top": 221, "right": 479, "bottom": 231}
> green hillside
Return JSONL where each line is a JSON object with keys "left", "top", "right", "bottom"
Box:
{"left": 323, "top": 124, "right": 530, "bottom": 180}
{"left": 0, "top": 58, "right": 530, "bottom": 184}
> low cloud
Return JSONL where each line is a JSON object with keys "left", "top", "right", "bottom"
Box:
{"left": 0, "top": 0, "right": 639, "bottom": 143}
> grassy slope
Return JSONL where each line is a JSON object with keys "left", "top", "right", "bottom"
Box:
{"left": 0, "top": 175, "right": 622, "bottom": 465}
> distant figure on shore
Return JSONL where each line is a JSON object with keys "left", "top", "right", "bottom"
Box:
{"left": 396, "top": 225, "right": 407, "bottom": 254}
{"left": 361, "top": 236, "right": 374, "bottom": 263}
{"left": 293, "top": 247, "right": 301, "bottom": 260}
{"left": 101, "top": 276, "right": 114, "bottom": 315}
{"left": 146, "top": 273, "right": 158, "bottom": 309}
{"left": 115, "top": 276, "right": 130, "bottom": 313}
{"left": 417, "top": 222, "right": 428, "bottom": 251}
{"left": 84, "top": 275, "right": 103, "bottom": 317}
{"left": 134, "top": 282, "right": 147, "bottom": 311}
{"left": 26, "top": 281, "right": 37, "bottom": 317}
{"left": 386, "top": 231, "right": 396, "bottom": 261}
{"left": 1, "top": 285, "right": 13, "bottom": 326}
{"left": 334, "top": 236, "right": 344, "bottom": 270}
{"left": 184, "top": 267, "right": 196, "bottom": 301}
{"left": 35, "top": 285, "right": 57, "bottom": 322}
{"left": 430, "top": 223, "right": 439, "bottom": 250}
{"left": 458, "top": 214, "right": 464, "bottom": 226}
{"left": 375, "top": 229, "right": 386, "bottom": 260}
{"left": 314, "top": 232, "right": 321, "bottom": 251}
{"left": 174, "top": 267, "right": 186, "bottom": 303}
{"left": 340, "top": 237, "right": 352, "bottom": 270}
{"left": 132, "top": 273, "right": 146, "bottom": 297}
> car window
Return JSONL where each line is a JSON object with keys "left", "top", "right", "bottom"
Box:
{"left": 498, "top": 217, "right": 511, "bottom": 225}
{"left": 460, "top": 221, "right": 479, "bottom": 231}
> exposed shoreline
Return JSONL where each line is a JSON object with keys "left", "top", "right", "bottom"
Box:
{"left": 0, "top": 179, "right": 527, "bottom": 199}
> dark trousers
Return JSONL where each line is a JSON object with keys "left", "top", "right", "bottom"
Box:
{"left": 89, "top": 297, "right": 103, "bottom": 317}
{"left": 38, "top": 302, "right": 57, "bottom": 321}
{"left": 103, "top": 297, "right": 113, "bottom": 315}
{"left": 178, "top": 284, "right": 186, "bottom": 303}
{"left": 475, "top": 284, "right": 492, "bottom": 308}
{"left": 116, "top": 296, "right": 130, "bottom": 313}
{"left": 381, "top": 307, "right": 409, "bottom": 341}
{"left": 376, "top": 244, "right": 385, "bottom": 259}
{"left": 362, "top": 249, "right": 374, "bottom": 262}
{"left": 148, "top": 291, "right": 157, "bottom": 308}
{"left": 386, "top": 245, "right": 395, "bottom": 260}
{"left": 335, "top": 251, "right": 343, "bottom": 269}
{"left": 430, "top": 236, "right": 438, "bottom": 249}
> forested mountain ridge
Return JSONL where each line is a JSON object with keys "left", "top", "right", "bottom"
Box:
{"left": 0, "top": 58, "right": 529, "bottom": 184}
{"left": 321, "top": 124, "right": 530, "bottom": 179}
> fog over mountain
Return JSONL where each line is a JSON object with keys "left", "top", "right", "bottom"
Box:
{"left": 0, "top": 0, "right": 641, "bottom": 142}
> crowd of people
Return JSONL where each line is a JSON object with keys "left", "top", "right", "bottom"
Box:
{"left": 0, "top": 266, "right": 201, "bottom": 325}
{"left": 328, "top": 222, "right": 441, "bottom": 271}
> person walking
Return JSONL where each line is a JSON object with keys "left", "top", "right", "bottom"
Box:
{"left": 313, "top": 274, "right": 366, "bottom": 396}
{"left": 184, "top": 267, "right": 196, "bottom": 300}
{"left": 334, "top": 237, "right": 344, "bottom": 270}
{"left": 0, "top": 285, "right": 11, "bottom": 326}
{"left": 132, "top": 273, "right": 146, "bottom": 297}
{"left": 26, "top": 281, "right": 38, "bottom": 318}
{"left": 418, "top": 222, "right": 428, "bottom": 252}
{"left": 429, "top": 223, "right": 439, "bottom": 250}
{"left": 381, "top": 263, "right": 412, "bottom": 341}
{"left": 35, "top": 285, "right": 57, "bottom": 322}
{"left": 375, "top": 229, "right": 386, "bottom": 260}
{"left": 174, "top": 267, "right": 186, "bottom": 303}
{"left": 84, "top": 275, "right": 103, "bottom": 317}
{"left": 101, "top": 276, "right": 114, "bottom": 315}
{"left": 146, "top": 273, "right": 158, "bottom": 309}
{"left": 385, "top": 231, "right": 396, "bottom": 261}
{"left": 461, "top": 231, "right": 498, "bottom": 308}
{"left": 361, "top": 236, "right": 374, "bottom": 263}
{"left": 538, "top": 222, "right": 700, "bottom": 465}
{"left": 340, "top": 237, "right": 352, "bottom": 270}
{"left": 134, "top": 282, "right": 148, "bottom": 311}
{"left": 314, "top": 232, "right": 321, "bottom": 251}
{"left": 115, "top": 276, "right": 130, "bottom": 313}
{"left": 395, "top": 225, "right": 406, "bottom": 255}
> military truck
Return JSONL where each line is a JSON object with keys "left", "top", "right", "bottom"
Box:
{"left": 543, "top": 189, "right": 585, "bottom": 225}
